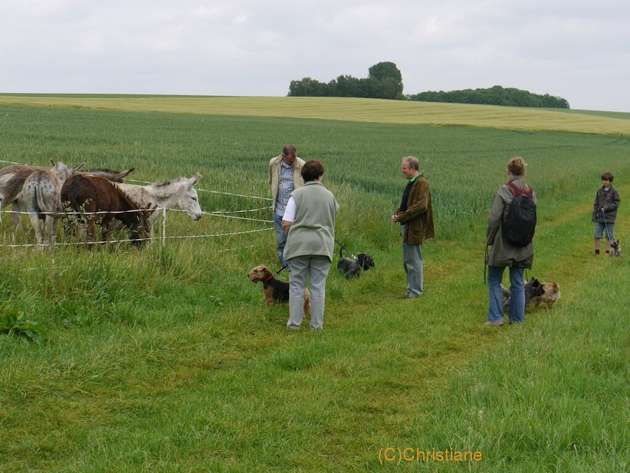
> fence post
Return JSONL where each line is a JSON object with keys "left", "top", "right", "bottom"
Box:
{"left": 161, "top": 207, "right": 167, "bottom": 248}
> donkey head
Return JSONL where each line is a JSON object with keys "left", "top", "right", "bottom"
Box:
{"left": 51, "top": 161, "right": 74, "bottom": 182}
{"left": 175, "top": 175, "right": 203, "bottom": 221}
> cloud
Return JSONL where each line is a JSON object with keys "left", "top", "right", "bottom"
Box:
{"left": 0, "top": 0, "right": 628, "bottom": 110}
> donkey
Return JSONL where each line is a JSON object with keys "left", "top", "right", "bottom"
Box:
{"left": 0, "top": 164, "right": 134, "bottom": 227}
{"left": 0, "top": 165, "right": 36, "bottom": 225}
{"left": 14, "top": 162, "right": 74, "bottom": 248}
{"left": 61, "top": 174, "right": 151, "bottom": 247}
{"left": 115, "top": 176, "right": 203, "bottom": 233}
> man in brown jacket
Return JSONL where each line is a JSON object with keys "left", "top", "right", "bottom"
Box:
{"left": 392, "top": 156, "right": 435, "bottom": 298}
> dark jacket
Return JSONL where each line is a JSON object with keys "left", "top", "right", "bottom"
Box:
{"left": 592, "top": 186, "right": 620, "bottom": 223}
{"left": 397, "top": 175, "right": 435, "bottom": 245}
{"left": 487, "top": 177, "right": 536, "bottom": 268}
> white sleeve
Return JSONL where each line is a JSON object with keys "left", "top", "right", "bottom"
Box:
{"left": 282, "top": 196, "right": 296, "bottom": 222}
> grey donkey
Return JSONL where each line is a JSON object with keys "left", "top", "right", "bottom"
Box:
{"left": 15, "top": 162, "right": 74, "bottom": 248}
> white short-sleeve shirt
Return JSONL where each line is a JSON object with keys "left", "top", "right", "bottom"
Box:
{"left": 282, "top": 196, "right": 296, "bottom": 222}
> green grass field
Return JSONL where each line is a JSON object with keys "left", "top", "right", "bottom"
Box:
{"left": 0, "top": 98, "right": 628, "bottom": 472}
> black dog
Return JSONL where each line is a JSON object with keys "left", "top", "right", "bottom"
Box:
{"left": 356, "top": 253, "right": 375, "bottom": 271}
{"left": 337, "top": 247, "right": 375, "bottom": 279}
{"left": 502, "top": 278, "right": 545, "bottom": 310}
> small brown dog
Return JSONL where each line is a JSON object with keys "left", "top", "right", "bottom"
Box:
{"left": 529, "top": 282, "right": 561, "bottom": 309}
{"left": 248, "top": 265, "right": 311, "bottom": 313}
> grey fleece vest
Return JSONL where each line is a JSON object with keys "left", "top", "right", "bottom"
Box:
{"left": 283, "top": 181, "right": 338, "bottom": 262}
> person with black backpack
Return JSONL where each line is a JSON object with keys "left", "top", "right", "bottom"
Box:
{"left": 485, "top": 157, "right": 537, "bottom": 326}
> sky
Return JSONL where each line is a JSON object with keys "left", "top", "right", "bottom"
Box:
{"left": 1, "top": 0, "right": 629, "bottom": 111}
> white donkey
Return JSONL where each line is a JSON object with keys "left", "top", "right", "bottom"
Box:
{"left": 116, "top": 175, "right": 203, "bottom": 234}
{"left": 15, "top": 162, "right": 74, "bottom": 248}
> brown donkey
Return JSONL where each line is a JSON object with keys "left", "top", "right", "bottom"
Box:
{"left": 61, "top": 174, "right": 151, "bottom": 247}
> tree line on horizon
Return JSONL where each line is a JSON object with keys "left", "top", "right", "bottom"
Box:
{"left": 288, "top": 62, "right": 404, "bottom": 100}
{"left": 288, "top": 62, "right": 570, "bottom": 109}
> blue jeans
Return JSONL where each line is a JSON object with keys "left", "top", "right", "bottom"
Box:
{"left": 273, "top": 213, "right": 288, "bottom": 267}
{"left": 594, "top": 222, "right": 615, "bottom": 240}
{"left": 403, "top": 243, "right": 423, "bottom": 296}
{"left": 487, "top": 266, "right": 525, "bottom": 324}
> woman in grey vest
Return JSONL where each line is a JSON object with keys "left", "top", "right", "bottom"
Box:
{"left": 282, "top": 160, "right": 339, "bottom": 330}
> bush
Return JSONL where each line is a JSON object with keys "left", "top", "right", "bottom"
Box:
{"left": 408, "top": 85, "right": 570, "bottom": 109}
{"left": 0, "top": 308, "right": 42, "bottom": 342}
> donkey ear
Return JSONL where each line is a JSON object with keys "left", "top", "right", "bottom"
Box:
{"left": 50, "top": 160, "right": 56, "bottom": 167}
{"left": 118, "top": 168, "right": 135, "bottom": 179}
{"left": 189, "top": 174, "right": 202, "bottom": 186}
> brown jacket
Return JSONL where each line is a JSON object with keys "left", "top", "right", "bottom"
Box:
{"left": 397, "top": 176, "right": 435, "bottom": 245}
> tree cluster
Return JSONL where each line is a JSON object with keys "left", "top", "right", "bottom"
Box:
{"left": 407, "top": 85, "right": 569, "bottom": 109}
{"left": 288, "top": 62, "right": 404, "bottom": 100}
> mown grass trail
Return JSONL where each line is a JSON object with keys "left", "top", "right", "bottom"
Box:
{"left": 1, "top": 94, "right": 630, "bottom": 135}
{"left": 0, "top": 102, "right": 628, "bottom": 472}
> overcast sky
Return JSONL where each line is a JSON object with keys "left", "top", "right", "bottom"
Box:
{"left": 1, "top": 0, "right": 628, "bottom": 111}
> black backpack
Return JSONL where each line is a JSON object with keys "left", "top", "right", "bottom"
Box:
{"left": 502, "top": 181, "right": 536, "bottom": 247}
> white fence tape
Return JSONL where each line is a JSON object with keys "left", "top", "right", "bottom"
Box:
{"left": 0, "top": 207, "right": 273, "bottom": 223}
{"left": 166, "top": 208, "right": 274, "bottom": 224}
{"left": 0, "top": 208, "right": 160, "bottom": 216}
{"left": 125, "top": 178, "right": 273, "bottom": 201}
{"left": 159, "top": 227, "right": 273, "bottom": 240}
{"left": 212, "top": 205, "right": 273, "bottom": 214}
{"left": 0, "top": 226, "right": 273, "bottom": 248}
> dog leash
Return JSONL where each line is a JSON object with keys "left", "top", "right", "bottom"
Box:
{"left": 335, "top": 239, "right": 357, "bottom": 259}
{"left": 276, "top": 239, "right": 355, "bottom": 275}
{"left": 483, "top": 244, "right": 488, "bottom": 285}
{"left": 600, "top": 209, "right": 619, "bottom": 256}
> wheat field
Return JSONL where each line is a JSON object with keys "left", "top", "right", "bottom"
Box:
{"left": 1, "top": 94, "right": 630, "bottom": 135}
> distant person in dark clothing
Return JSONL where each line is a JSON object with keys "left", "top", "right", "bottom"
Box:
{"left": 592, "top": 172, "right": 620, "bottom": 255}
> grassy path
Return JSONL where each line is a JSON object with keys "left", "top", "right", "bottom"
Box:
{"left": 1, "top": 183, "right": 627, "bottom": 472}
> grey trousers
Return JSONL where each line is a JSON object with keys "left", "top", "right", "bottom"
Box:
{"left": 287, "top": 255, "right": 331, "bottom": 329}
{"left": 403, "top": 242, "right": 424, "bottom": 296}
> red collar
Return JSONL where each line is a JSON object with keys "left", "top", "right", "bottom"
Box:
{"left": 262, "top": 273, "right": 274, "bottom": 282}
